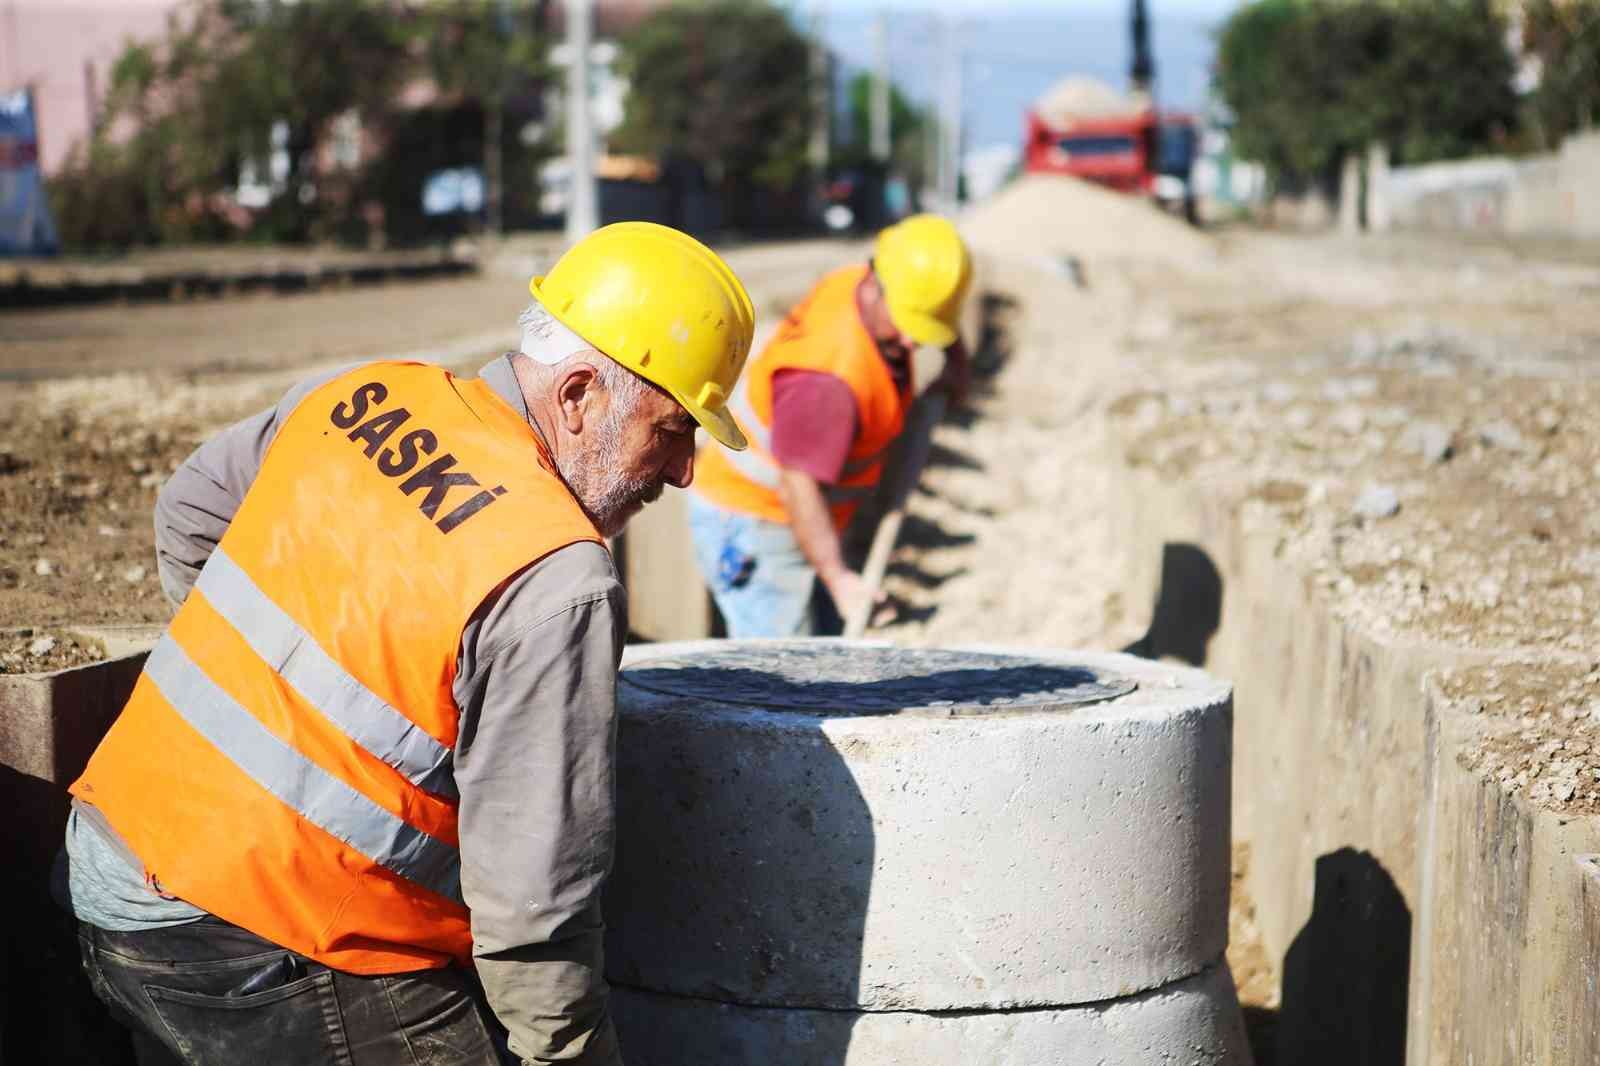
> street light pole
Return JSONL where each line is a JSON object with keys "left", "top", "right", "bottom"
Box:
{"left": 938, "top": 15, "right": 962, "bottom": 209}
{"left": 870, "top": 12, "right": 891, "bottom": 164}
{"left": 564, "top": 0, "right": 598, "bottom": 241}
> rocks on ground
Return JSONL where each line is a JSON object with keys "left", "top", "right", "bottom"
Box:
{"left": 0, "top": 628, "right": 107, "bottom": 675}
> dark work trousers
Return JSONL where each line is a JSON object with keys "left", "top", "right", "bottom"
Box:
{"left": 77, "top": 917, "right": 510, "bottom": 1066}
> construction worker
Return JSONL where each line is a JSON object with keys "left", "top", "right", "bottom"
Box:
{"left": 54, "top": 222, "right": 754, "bottom": 1066}
{"left": 688, "top": 214, "right": 971, "bottom": 636}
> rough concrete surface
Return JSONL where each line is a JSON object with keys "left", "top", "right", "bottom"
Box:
{"left": 609, "top": 640, "right": 1234, "bottom": 1012}
{"left": 1082, "top": 222, "right": 1600, "bottom": 1063}
{"left": 610, "top": 962, "right": 1252, "bottom": 1066}
{"left": 4, "top": 649, "right": 151, "bottom": 1066}
{"left": 1414, "top": 670, "right": 1600, "bottom": 1066}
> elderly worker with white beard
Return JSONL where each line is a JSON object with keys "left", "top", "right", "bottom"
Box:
{"left": 55, "top": 223, "right": 755, "bottom": 1066}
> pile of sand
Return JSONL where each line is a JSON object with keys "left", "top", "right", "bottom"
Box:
{"left": 1032, "top": 76, "right": 1143, "bottom": 127}
{"left": 961, "top": 174, "right": 1216, "bottom": 272}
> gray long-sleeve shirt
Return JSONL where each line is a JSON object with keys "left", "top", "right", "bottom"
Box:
{"left": 63, "top": 356, "right": 625, "bottom": 1066}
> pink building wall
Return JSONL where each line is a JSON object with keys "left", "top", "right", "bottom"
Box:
{"left": 1, "top": 0, "right": 182, "bottom": 175}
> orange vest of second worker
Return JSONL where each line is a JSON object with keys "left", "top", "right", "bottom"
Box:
{"left": 70, "top": 362, "right": 601, "bottom": 974}
{"left": 693, "top": 265, "right": 913, "bottom": 532}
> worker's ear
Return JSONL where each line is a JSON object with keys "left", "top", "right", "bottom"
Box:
{"left": 555, "top": 361, "right": 602, "bottom": 435}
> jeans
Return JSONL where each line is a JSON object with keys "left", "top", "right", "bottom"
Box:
{"left": 687, "top": 492, "right": 821, "bottom": 638}
{"left": 77, "top": 917, "right": 507, "bottom": 1066}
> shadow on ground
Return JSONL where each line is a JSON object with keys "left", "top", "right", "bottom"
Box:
{"left": 1124, "top": 542, "right": 1224, "bottom": 666}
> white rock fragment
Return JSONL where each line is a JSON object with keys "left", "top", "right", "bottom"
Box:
{"left": 1260, "top": 382, "right": 1296, "bottom": 405}
{"left": 1284, "top": 407, "right": 1316, "bottom": 431}
{"left": 1400, "top": 421, "right": 1452, "bottom": 464}
{"left": 1478, "top": 420, "right": 1525, "bottom": 451}
{"left": 1345, "top": 376, "right": 1379, "bottom": 399}
{"left": 1349, "top": 332, "right": 1380, "bottom": 362}
{"left": 122, "top": 565, "right": 147, "bottom": 584}
{"left": 27, "top": 635, "right": 56, "bottom": 657}
{"left": 1353, "top": 484, "right": 1401, "bottom": 520}
{"left": 33, "top": 557, "right": 54, "bottom": 577}
{"left": 1329, "top": 406, "right": 1366, "bottom": 435}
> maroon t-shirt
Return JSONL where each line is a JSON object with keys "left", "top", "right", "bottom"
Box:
{"left": 768, "top": 369, "right": 858, "bottom": 484}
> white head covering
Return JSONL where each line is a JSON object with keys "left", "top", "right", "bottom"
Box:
{"left": 519, "top": 297, "right": 601, "bottom": 366}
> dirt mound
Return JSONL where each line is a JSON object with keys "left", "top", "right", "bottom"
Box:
{"left": 961, "top": 174, "right": 1215, "bottom": 271}
{"left": 1032, "top": 76, "right": 1142, "bottom": 126}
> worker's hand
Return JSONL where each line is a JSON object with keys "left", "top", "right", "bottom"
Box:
{"left": 933, "top": 338, "right": 971, "bottom": 407}
{"left": 826, "top": 569, "right": 896, "bottom": 631}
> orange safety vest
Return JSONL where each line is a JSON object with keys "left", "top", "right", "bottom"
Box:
{"left": 693, "top": 265, "right": 912, "bottom": 531}
{"left": 71, "top": 362, "right": 601, "bottom": 974}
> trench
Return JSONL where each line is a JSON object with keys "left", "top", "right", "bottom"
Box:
{"left": 869, "top": 234, "right": 1600, "bottom": 1066}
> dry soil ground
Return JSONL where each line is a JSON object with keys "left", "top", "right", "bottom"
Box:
{"left": 0, "top": 236, "right": 854, "bottom": 669}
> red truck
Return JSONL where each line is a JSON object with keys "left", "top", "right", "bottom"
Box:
{"left": 1024, "top": 101, "right": 1198, "bottom": 216}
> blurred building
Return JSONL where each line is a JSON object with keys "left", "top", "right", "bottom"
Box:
{"left": 0, "top": 0, "right": 670, "bottom": 177}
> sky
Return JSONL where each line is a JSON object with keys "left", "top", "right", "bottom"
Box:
{"left": 816, "top": 3, "right": 1236, "bottom": 152}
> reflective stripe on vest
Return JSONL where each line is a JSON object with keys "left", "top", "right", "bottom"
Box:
{"left": 194, "top": 547, "right": 455, "bottom": 798}
{"left": 143, "top": 636, "right": 464, "bottom": 903}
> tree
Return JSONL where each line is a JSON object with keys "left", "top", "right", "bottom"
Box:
{"left": 1521, "top": 0, "right": 1600, "bottom": 148}
{"left": 50, "top": 0, "right": 413, "bottom": 247}
{"left": 1215, "top": 0, "right": 1518, "bottom": 188}
{"left": 611, "top": 0, "right": 813, "bottom": 225}
{"left": 49, "top": 0, "right": 558, "bottom": 250}
{"left": 419, "top": 0, "right": 552, "bottom": 234}
{"left": 836, "top": 72, "right": 930, "bottom": 189}
{"left": 196, "top": 0, "right": 413, "bottom": 240}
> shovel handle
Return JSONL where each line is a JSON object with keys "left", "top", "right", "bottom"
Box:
{"left": 844, "top": 391, "right": 948, "bottom": 638}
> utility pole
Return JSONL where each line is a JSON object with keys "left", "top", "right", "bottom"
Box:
{"left": 922, "top": 15, "right": 939, "bottom": 211}
{"left": 937, "top": 15, "right": 962, "bottom": 209}
{"left": 564, "top": 0, "right": 598, "bottom": 241}
{"left": 1130, "top": 0, "right": 1153, "bottom": 101}
{"left": 485, "top": 0, "right": 513, "bottom": 237}
{"left": 869, "top": 12, "right": 891, "bottom": 164}
{"left": 808, "top": 1, "right": 830, "bottom": 178}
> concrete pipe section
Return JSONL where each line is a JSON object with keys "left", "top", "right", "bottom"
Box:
{"left": 606, "top": 640, "right": 1249, "bottom": 1064}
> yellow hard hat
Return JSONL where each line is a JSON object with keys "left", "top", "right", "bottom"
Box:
{"left": 529, "top": 222, "right": 756, "bottom": 450}
{"left": 874, "top": 214, "right": 972, "bottom": 348}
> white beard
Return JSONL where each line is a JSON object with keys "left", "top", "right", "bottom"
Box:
{"left": 557, "top": 406, "right": 662, "bottom": 538}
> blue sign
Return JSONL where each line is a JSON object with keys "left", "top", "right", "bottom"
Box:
{"left": 0, "top": 88, "right": 59, "bottom": 255}
{"left": 422, "top": 167, "right": 485, "bottom": 217}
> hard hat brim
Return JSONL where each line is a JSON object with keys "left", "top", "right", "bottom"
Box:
{"left": 681, "top": 395, "right": 748, "bottom": 451}
{"left": 886, "top": 300, "right": 959, "bottom": 349}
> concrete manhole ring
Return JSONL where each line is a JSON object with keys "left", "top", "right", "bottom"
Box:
{"left": 621, "top": 641, "right": 1137, "bottom": 716}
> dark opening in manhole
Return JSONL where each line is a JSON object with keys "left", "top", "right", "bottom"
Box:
{"left": 622, "top": 642, "right": 1136, "bottom": 716}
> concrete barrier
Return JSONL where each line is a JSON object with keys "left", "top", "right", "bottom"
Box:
{"left": 1414, "top": 671, "right": 1600, "bottom": 1066}
{"left": 2, "top": 639, "right": 154, "bottom": 1066}
{"left": 1386, "top": 131, "right": 1600, "bottom": 241}
{"left": 1106, "top": 413, "right": 1600, "bottom": 1063}
{"left": 612, "top": 962, "right": 1251, "bottom": 1066}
